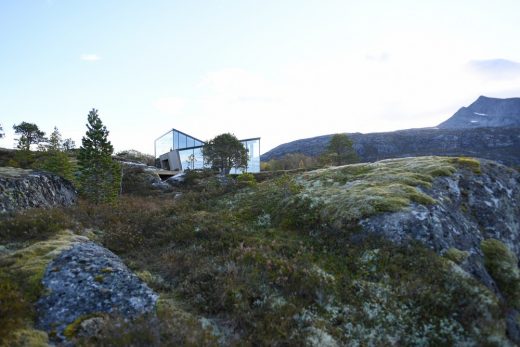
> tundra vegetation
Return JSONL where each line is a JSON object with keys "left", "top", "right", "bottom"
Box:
{"left": 0, "top": 155, "right": 516, "bottom": 346}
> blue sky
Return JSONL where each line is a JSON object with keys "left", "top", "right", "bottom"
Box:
{"left": 1, "top": 0, "right": 520, "bottom": 155}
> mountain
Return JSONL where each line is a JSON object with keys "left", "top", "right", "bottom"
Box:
{"left": 261, "top": 96, "right": 520, "bottom": 166}
{"left": 438, "top": 96, "right": 520, "bottom": 129}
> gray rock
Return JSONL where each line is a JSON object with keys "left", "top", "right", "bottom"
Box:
{"left": 165, "top": 172, "right": 186, "bottom": 186}
{"left": 0, "top": 167, "right": 77, "bottom": 213}
{"left": 121, "top": 162, "right": 172, "bottom": 194}
{"left": 76, "top": 316, "right": 107, "bottom": 338}
{"left": 36, "top": 241, "right": 158, "bottom": 341}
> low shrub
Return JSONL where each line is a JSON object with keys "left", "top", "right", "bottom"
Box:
{"left": 0, "top": 208, "right": 75, "bottom": 243}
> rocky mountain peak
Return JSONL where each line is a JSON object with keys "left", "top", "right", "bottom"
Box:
{"left": 438, "top": 96, "right": 520, "bottom": 129}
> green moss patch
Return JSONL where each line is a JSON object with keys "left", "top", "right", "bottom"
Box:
{"left": 298, "top": 156, "right": 456, "bottom": 225}
{"left": 0, "top": 230, "right": 86, "bottom": 346}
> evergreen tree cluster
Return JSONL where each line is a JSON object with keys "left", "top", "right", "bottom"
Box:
{"left": 39, "top": 127, "right": 75, "bottom": 182}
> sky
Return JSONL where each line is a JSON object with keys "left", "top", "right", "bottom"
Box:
{"left": 1, "top": 0, "right": 520, "bottom": 155}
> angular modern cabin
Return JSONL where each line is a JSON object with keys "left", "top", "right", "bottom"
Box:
{"left": 154, "top": 128, "right": 260, "bottom": 173}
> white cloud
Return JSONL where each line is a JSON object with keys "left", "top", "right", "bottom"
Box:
{"left": 156, "top": 40, "right": 520, "bottom": 153}
{"left": 80, "top": 54, "right": 101, "bottom": 62}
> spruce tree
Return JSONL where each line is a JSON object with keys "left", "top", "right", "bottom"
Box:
{"left": 77, "top": 109, "right": 121, "bottom": 203}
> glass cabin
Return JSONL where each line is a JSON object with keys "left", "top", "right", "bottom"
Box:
{"left": 155, "top": 128, "right": 260, "bottom": 173}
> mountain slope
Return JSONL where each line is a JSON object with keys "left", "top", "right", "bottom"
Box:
{"left": 262, "top": 127, "right": 520, "bottom": 166}
{"left": 261, "top": 96, "right": 520, "bottom": 166}
{"left": 438, "top": 96, "right": 520, "bottom": 129}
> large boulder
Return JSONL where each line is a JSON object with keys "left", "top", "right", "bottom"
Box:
{"left": 120, "top": 162, "right": 172, "bottom": 195}
{"left": 0, "top": 167, "right": 77, "bottom": 213}
{"left": 36, "top": 241, "right": 158, "bottom": 341}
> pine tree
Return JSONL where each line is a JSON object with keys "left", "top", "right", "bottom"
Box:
{"left": 320, "top": 133, "right": 359, "bottom": 166}
{"left": 77, "top": 109, "right": 121, "bottom": 203}
{"left": 12, "top": 122, "right": 46, "bottom": 151}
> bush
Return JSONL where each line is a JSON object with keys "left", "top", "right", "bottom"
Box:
{"left": 236, "top": 172, "right": 257, "bottom": 188}
{"left": 0, "top": 273, "right": 32, "bottom": 342}
{"left": 0, "top": 208, "right": 75, "bottom": 242}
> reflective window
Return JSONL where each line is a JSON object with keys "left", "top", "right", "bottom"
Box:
{"left": 178, "top": 133, "right": 187, "bottom": 149}
{"left": 173, "top": 131, "right": 178, "bottom": 149}
{"left": 155, "top": 131, "right": 174, "bottom": 157}
{"left": 193, "top": 147, "right": 205, "bottom": 169}
{"left": 187, "top": 136, "right": 195, "bottom": 148}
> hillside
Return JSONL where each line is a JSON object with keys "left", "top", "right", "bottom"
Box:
{"left": 261, "top": 96, "right": 520, "bottom": 166}
{"left": 1, "top": 156, "right": 520, "bottom": 345}
{"left": 262, "top": 127, "right": 520, "bottom": 166}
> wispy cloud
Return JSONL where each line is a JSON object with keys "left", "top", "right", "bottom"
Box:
{"left": 468, "top": 59, "right": 520, "bottom": 79}
{"left": 80, "top": 54, "right": 101, "bottom": 62}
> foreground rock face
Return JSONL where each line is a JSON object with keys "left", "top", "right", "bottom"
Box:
{"left": 359, "top": 159, "right": 520, "bottom": 333}
{"left": 36, "top": 241, "right": 158, "bottom": 340}
{"left": 0, "top": 167, "right": 77, "bottom": 213}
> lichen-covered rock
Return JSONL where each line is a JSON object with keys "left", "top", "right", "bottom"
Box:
{"left": 359, "top": 159, "right": 519, "bottom": 259}
{"left": 0, "top": 167, "right": 77, "bottom": 213}
{"left": 36, "top": 241, "right": 158, "bottom": 341}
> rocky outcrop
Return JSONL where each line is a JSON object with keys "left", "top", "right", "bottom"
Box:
{"left": 358, "top": 159, "right": 520, "bottom": 338}
{"left": 0, "top": 167, "right": 77, "bottom": 213}
{"left": 120, "top": 161, "right": 172, "bottom": 195}
{"left": 360, "top": 160, "right": 520, "bottom": 258}
{"left": 36, "top": 241, "right": 158, "bottom": 341}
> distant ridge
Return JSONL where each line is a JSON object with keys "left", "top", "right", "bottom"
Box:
{"left": 261, "top": 96, "right": 520, "bottom": 166}
{"left": 438, "top": 96, "right": 520, "bottom": 129}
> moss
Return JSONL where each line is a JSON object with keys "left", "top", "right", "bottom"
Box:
{"left": 0, "top": 231, "right": 85, "bottom": 301}
{"left": 0, "top": 230, "right": 85, "bottom": 345}
{"left": 443, "top": 248, "right": 470, "bottom": 264}
{"left": 481, "top": 239, "right": 520, "bottom": 309}
{"left": 298, "top": 156, "right": 454, "bottom": 225}
{"left": 94, "top": 274, "right": 104, "bottom": 283}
